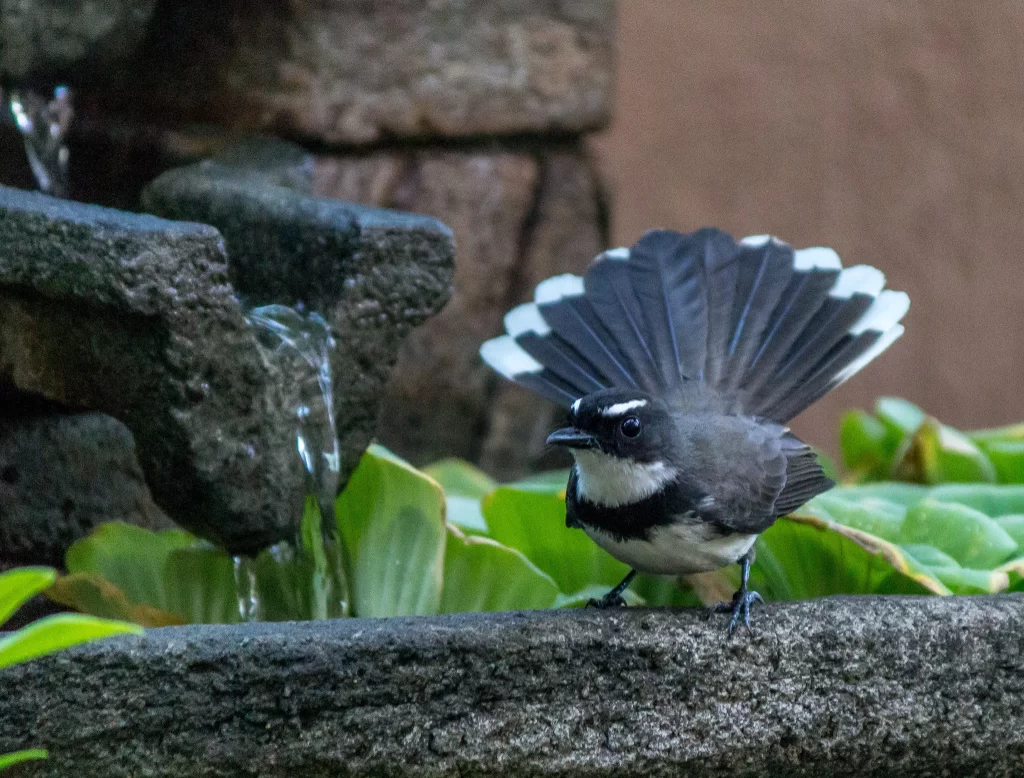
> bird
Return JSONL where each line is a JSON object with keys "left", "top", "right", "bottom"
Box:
{"left": 479, "top": 227, "right": 909, "bottom": 631}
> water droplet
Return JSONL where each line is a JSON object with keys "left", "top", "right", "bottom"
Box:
{"left": 7, "top": 85, "right": 72, "bottom": 197}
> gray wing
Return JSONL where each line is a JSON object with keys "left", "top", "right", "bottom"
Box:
{"left": 684, "top": 417, "right": 833, "bottom": 534}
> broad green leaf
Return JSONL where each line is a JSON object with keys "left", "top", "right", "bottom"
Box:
{"left": 634, "top": 574, "right": 706, "bottom": 607}
{"left": 908, "top": 420, "right": 997, "bottom": 484}
{"left": 424, "top": 458, "right": 497, "bottom": 499}
{"left": 876, "top": 397, "right": 926, "bottom": 436}
{"left": 840, "top": 409, "right": 891, "bottom": 479}
{"left": 0, "top": 568, "right": 56, "bottom": 628}
{"left": 508, "top": 469, "right": 571, "bottom": 494}
{"left": 440, "top": 527, "right": 559, "bottom": 612}
{"left": 65, "top": 523, "right": 199, "bottom": 609}
{"left": 0, "top": 613, "right": 141, "bottom": 670}
{"left": 47, "top": 573, "right": 185, "bottom": 627}
{"left": 900, "top": 544, "right": 960, "bottom": 568}
{"left": 163, "top": 549, "right": 241, "bottom": 624}
{"left": 900, "top": 499, "right": 1018, "bottom": 569}
{"left": 818, "top": 483, "right": 929, "bottom": 507}
{"left": 969, "top": 422, "right": 1024, "bottom": 445}
{"left": 424, "top": 459, "right": 495, "bottom": 534}
{"left": 444, "top": 496, "right": 490, "bottom": 534}
{"left": 805, "top": 493, "right": 907, "bottom": 541}
{"left": 483, "top": 486, "right": 629, "bottom": 595}
{"left": 995, "top": 515, "right": 1024, "bottom": 547}
{"left": 52, "top": 519, "right": 349, "bottom": 624}
{"left": 0, "top": 749, "right": 47, "bottom": 769}
{"left": 755, "top": 515, "right": 939, "bottom": 599}
{"left": 929, "top": 484, "right": 1024, "bottom": 516}
{"left": 977, "top": 441, "right": 1024, "bottom": 484}
{"left": 336, "top": 445, "right": 446, "bottom": 617}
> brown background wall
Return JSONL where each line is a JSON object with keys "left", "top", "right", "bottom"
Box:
{"left": 592, "top": 0, "right": 1024, "bottom": 453}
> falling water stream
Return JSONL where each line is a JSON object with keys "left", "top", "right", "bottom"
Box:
{"left": 244, "top": 304, "right": 349, "bottom": 620}
{"left": 7, "top": 86, "right": 72, "bottom": 197}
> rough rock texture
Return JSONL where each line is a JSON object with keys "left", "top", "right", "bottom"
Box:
{"left": 0, "top": 183, "right": 307, "bottom": 553}
{"left": 314, "top": 144, "right": 604, "bottom": 477}
{"left": 1, "top": 597, "right": 1022, "bottom": 776}
{"left": 0, "top": 403, "right": 171, "bottom": 567}
{"left": 0, "top": 0, "right": 156, "bottom": 80}
{"left": 141, "top": 142, "right": 455, "bottom": 482}
{"left": 82, "top": 0, "right": 614, "bottom": 145}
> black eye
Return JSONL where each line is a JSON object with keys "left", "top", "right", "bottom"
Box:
{"left": 620, "top": 416, "right": 641, "bottom": 438}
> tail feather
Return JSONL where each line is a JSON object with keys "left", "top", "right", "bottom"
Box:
{"left": 537, "top": 297, "right": 639, "bottom": 389}
{"left": 719, "top": 236, "right": 796, "bottom": 391}
{"left": 479, "top": 228, "right": 908, "bottom": 421}
{"left": 584, "top": 257, "right": 666, "bottom": 392}
{"left": 628, "top": 230, "right": 712, "bottom": 385}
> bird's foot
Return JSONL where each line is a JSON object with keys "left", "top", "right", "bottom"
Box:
{"left": 707, "top": 589, "right": 763, "bottom": 634}
{"left": 586, "top": 591, "right": 628, "bottom": 609}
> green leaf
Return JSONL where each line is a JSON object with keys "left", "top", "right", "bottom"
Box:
{"left": 806, "top": 492, "right": 907, "bottom": 541}
{"left": 336, "top": 445, "right": 446, "bottom": 617}
{"left": 483, "top": 486, "right": 629, "bottom": 595}
{"left": 840, "top": 409, "right": 892, "bottom": 479}
{"left": 507, "top": 469, "right": 571, "bottom": 494}
{"left": 819, "top": 483, "right": 929, "bottom": 507}
{"left": 928, "top": 484, "right": 1024, "bottom": 516}
{"left": 47, "top": 573, "right": 186, "bottom": 627}
{"left": 908, "top": 420, "right": 997, "bottom": 484}
{"left": 994, "top": 514, "right": 1024, "bottom": 548}
{"left": 0, "top": 613, "right": 141, "bottom": 670}
{"left": 424, "top": 459, "right": 495, "bottom": 534}
{"left": 424, "top": 458, "right": 497, "bottom": 499}
{"left": 633, "top": 574, "right": 705, "bottom": 607}
{"left": 900, "top": 499, "right": 1018, "bottom": 569}
{"left": 975, "top": 441, "right": 1024, "bottom": 484}
{"left": 440, "top": 527, "right": 559, "bottom": 612}
{"left": 0, "top": 749, "right": 48, "bottom": 769}
{"left": 876, "top": 397, "right": 926, "bottom": 436}
{"left": 65, "top": 523, "right": 200, "bottom": 608}
{"left": 755, "top": 515, "right": 939, "bottom": 599}
{"left": 0, "top": 567, "right": 56, "bottom": 628}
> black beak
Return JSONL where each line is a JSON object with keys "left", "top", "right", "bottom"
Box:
{"left": 546, "top": 427, "right": 598, "bottom": 449}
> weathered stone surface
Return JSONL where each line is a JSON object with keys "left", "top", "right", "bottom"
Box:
{"left": 0, "top": 0, "right": 156, "bottom": 80}
{"left": 314, "top": 146, "right": 605, "bottom": 476}
{"left": 0, "top": 184, "right": 305, "bottom": 553}
{"left": 2, "top": 597, "right": 1022, "bottom": 776}
{"left": 82, "top": 0, "right": 615, "bottom": 144}
{"left": 0, "top": 404, "right": 171, "bottom": 567}
{"left": 141, "top": 144, "right": 455, "bottom": 482}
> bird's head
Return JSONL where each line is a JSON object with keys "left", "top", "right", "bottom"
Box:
{"left": 546, "top": 388, "right": 679, "bottom": 462}
{"left": 546, "top": 389, "right": 681, "bottom": 506}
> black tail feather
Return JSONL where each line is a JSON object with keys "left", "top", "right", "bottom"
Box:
{"left": 480, "top": 229, "right": 908, "bottom": 421}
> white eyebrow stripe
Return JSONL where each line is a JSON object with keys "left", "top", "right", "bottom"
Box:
{"left": 600, "top": 399, "right": 648, "bottom": 416}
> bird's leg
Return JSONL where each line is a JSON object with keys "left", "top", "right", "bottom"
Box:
{"left": 587, "top": 569, "right": 638, "bottom": 609}
{"left": 708, "top": 549, "right": 763, "bottom": 633}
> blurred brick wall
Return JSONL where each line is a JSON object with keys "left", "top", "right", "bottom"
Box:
{"left": 592, "top": 0, "right": 1024, "bottom": 454}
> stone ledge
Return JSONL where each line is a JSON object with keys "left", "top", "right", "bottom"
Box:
{"left": 2, "top": 596, "right": 1022, "bottom": 776}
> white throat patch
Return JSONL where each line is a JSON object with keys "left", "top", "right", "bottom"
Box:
{"left": 573, "top": 449, "right": 678, "bottom": 508}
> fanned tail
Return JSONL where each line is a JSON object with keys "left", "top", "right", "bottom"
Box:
{"left": 480, "top": 228, "right": 908, "bottom": 423}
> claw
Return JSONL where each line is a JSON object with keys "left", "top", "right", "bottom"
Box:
{"left": 586, "top": 592, "right": 627, "bottom": 609}
{"left": 585, "top": 569, "right": 637, "bottom": 610}
{"left": 709, "top": 552, "right": 762, "bottom": 633}
{"left": 708, "top": 588, "right": 763, "bottom": 633}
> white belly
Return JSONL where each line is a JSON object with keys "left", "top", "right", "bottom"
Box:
{"left": 583, "top": 522, "right": 757, "bottom": 575}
